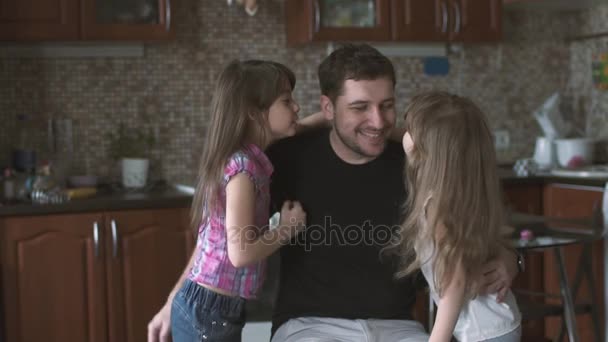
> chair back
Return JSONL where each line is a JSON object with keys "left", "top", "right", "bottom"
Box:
{"left": 589, "top": 182, "right": 608, "bottom": 238}
{"left": 601, "top": 182, "right": 608, "bottom": 237}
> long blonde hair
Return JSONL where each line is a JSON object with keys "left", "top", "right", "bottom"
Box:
{"left": 190, "top": 60, "right": 295, "bottom": 231}
{"left": 396, "top": 91, "right": 506, "bottom": 298}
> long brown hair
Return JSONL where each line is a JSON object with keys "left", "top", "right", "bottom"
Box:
{"left": 396, "top": 91, "right": 506, "bottom": 299}
{"left": 190, "top": 60, "right": 295, "bottom": 231}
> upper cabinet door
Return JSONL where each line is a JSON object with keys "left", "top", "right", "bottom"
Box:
{"left": 391, "top": 0, "right": 448, "bottom": 42}
{"left": 286, "top": 0, "right": 391, "bottom": 46}
{"left": 0, "top": 0, "right": 80, "bottom": 40}
{"left": 449, "top": 0, "right": 502, "bottom": 42}
{"left": 81, "top": 0, "right": 174, "bottom": 40}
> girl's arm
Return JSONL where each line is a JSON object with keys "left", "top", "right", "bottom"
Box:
{"left": 147, "top": 243, "right": 197, "bottom": 342}
{"left": 429, "top": 257, "right": 466, "bottom": 342}
{"left": 225, "top": 173, "right": 305, "bottom": 268}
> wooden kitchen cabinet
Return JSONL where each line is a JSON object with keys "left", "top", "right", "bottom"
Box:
{"left": 391, "top": 0, "right": 447, "bottom": 41}
{"left": 0, "top": 207, "right": 194, "bottom": 342}
{"left": 285, "top": 0, "right": 502, "bottom": 46}
{"left": 503, "top": 183, "right": 543, "bottom": 215}
{"left": 448, "top": 0, "right": 502, "bottom": 42}
{"left": 542, "top": 184, "right": 605, "bottom": 342}
{"left": 286, "top": 0, "right": 392, "bottom": 45}
{"left": 0, "top": 0, "right": 80, "bottom": 40}
{"left": 0, "top": 0, "right": 174, "bottom": 41}
{"left": 0, "top": 213, "right": 107, "bottom": 342}
{"left": 81, "top": 0, "right": 174, "bottom": 41}
{"left": 393, "top": 0, "right": 503, "bottom": 43}
{"left": 105, "top": 208, "right": 195, "bottom": 342}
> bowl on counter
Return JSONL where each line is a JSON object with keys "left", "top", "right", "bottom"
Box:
{"left": 554, "top": 138, "right": 595, "bottom": 169}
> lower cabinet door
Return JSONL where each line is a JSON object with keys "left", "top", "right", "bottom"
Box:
{"left": 1, "top": 213, "right": 107, "bottom": 342}
{"left": 105, "top": 208, "right": 194, "bottom": 342}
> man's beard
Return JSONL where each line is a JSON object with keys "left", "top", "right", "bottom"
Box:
{"left": 333, "top": 122, "right": 386, "bottom": 159}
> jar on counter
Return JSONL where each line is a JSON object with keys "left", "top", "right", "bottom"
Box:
{"left": 3, "top": 168, "right": 15, "bottom": 201}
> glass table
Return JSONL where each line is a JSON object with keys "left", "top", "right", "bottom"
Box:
{"left": 509, "top": 213, "right": 603, "bottom": 342}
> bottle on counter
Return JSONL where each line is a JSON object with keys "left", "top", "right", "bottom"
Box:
{"left": 30, "top": 160, "right": 68, "bottom": 205}
{"left": 3, "top": 168, "right": 16, "bottom": 202}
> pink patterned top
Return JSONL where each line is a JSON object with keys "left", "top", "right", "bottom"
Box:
{"left": 188, "top": 144, "right": 274, "bottom": 299}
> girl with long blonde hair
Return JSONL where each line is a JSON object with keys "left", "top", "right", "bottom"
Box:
{"left": 397, "top": 91, "right": 521, "bottom": 342}
{"left": 147, "top": 60, "right": 314, "bottom": 342}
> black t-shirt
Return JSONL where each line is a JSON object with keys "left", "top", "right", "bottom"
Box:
{"left": 267, "top": 128, "right": 419, "bottom": 333}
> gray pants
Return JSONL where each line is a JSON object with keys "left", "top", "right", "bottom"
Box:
{"left": 271, "top": 317, "right": 429, "bottom": 342}
{"left": 481, "top": 326, "right": 521, "bottom": 342}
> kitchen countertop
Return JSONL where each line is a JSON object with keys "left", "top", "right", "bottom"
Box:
{"left": 498, "top": 167, "right": 607, "bottom": 188}
{"left": 1, "top": 169, "right": 606, "bottom": 218}
{"left": 0, "top": 184, "right": 192, "bottom": 217}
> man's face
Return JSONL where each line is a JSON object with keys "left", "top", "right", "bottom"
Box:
{"left": 323, "top": 78, "right": 396, "bottom": 164}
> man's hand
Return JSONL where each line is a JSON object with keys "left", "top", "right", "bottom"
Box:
{"left": 478, "top": 246, "right": 518, "bottom": 302}
{"left": 147, "top": 300, "right": 172, "bottom": 342}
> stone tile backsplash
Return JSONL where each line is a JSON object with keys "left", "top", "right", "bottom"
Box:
{"left": 567, "top": 4, "right": 608, "bottom": 160}
{"left": 1, "top": 1, "right": 606, "bottom": 184}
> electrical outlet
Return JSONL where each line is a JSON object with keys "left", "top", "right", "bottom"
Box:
{"left": 494, "top": 130, "right": 510, "bottom": 150}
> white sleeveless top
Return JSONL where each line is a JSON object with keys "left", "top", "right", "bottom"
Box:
{"left": 417, "top": 197, "right": 521, "bottom": 341}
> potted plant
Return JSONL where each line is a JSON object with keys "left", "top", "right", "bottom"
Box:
{"left": 107, "top": 122, "right": 156, "bottom": 188}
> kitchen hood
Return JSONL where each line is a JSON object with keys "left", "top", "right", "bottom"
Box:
{"left": 504, "top": 0, "right": 604, "bottom": 11}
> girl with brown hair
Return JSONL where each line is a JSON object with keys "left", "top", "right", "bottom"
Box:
{"left": 397, "top": 91, "right": 521, "bottom": 342}
{"left": 148, "top": 59, "right": 313, "bottom": 342}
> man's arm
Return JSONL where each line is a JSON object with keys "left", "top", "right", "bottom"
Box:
{"left": 296, "top": 111, "right": 329, "bottom": 134}
{"left": 479, "top": 245, "right": 519, "bottom": 302}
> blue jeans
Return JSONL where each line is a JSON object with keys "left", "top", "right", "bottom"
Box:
{"left": 171, "top": 279, "right": 246, "bottom": 342}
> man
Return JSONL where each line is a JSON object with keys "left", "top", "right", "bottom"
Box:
{"left": 267, "top": 44, "right": 518, "bottom": 341}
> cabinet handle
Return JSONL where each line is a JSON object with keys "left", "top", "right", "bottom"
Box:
{"left": 111, "top": 219, "right": 119, "bottom": 258}
{"left": 313, "top": 0, "right": 321, "bottom": 33}
{"left": 93, "top": 222, "right": 100, "bottom": 259}
{"left": 441, "top": 1, "right": 448, "bottom": 34}
{"left": 166, "top": 0, "right": 172, "bottom": 31}
{"left": 453, "top": 0, "right": 461, "bottom": 34}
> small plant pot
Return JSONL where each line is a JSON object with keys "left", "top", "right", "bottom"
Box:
{"left": 121, "top": 158, "right": 149, "bottom": 188}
